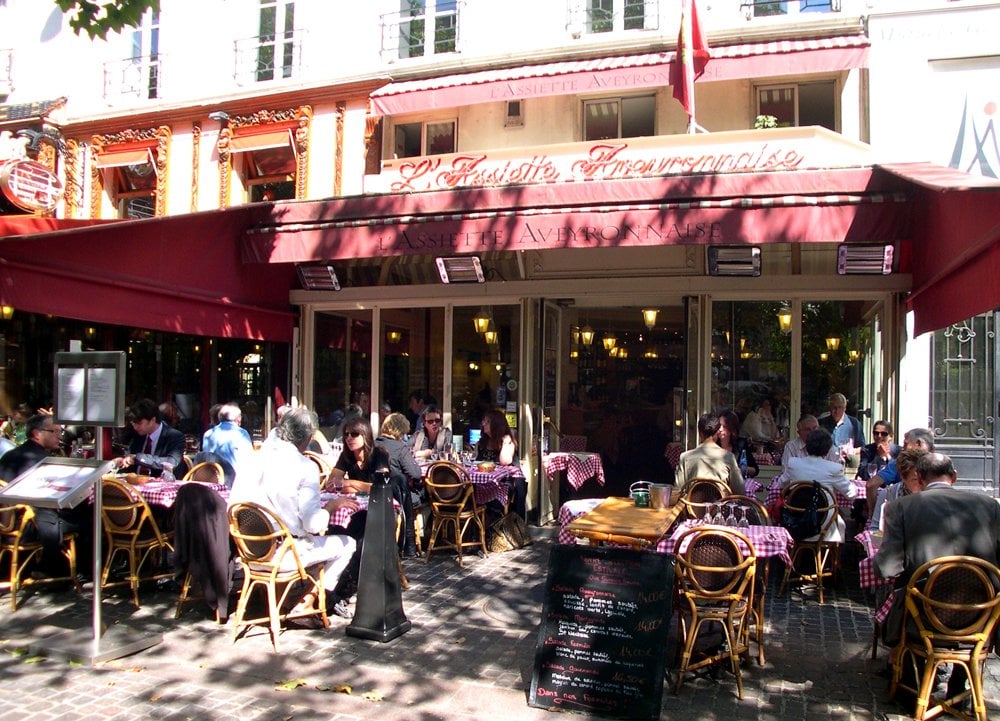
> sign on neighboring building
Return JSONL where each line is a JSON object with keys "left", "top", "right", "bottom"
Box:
{"left": 0, "top": 158, "right": 64, "bottom": 212}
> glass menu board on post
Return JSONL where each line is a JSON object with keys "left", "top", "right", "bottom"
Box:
{"left": 28, "top": 351, "right": 159, "bottom": 664}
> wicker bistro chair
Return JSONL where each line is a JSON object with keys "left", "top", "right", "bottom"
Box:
{"left": 718, "top": 494, "right": 772, "bottom": 665}
{"left": 673, "top": 525, "right": 757, "bottom": 699}
{"left": 679, "top": 478, "right": 728, "bottom": 521}
{"left": 423, "top": 461, "right": 488, "bottom": 567}
{"left": 183, "top": 461, "right": 225, "bottom": 484}
{"left": 303, "top": 451, "right": 333, "bottom": 487}
{"left": 889, "top": 556, "right": 1000, "bottom": 721}
{"left": 228, "top": 502, "right": 329, "bottom": 653}
{"left": 100, "top": 477, "right": 175, "bottom": 609}
{"left": 778, "top": 481, "right": 840, "bottom": 604}
{"left": 0, "top": 499, "right": 81, "bottom": 610}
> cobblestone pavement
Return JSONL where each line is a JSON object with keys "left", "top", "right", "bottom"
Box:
{"left": 0, "top": 528, "right": 997, "bottom": 721}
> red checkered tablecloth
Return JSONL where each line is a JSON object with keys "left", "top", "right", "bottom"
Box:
{"left": 765, "top": 477, "right": 865, "bottom": 511}
{"left": 466, "top": 465, "right": 523, "bottom": 508}
{"left": 543, "top": 452, "right": 606, "bottom": 490}
{"left": 744, "top": 478, "right": 763, "bottom": 497}
{"left": 657, "top": 521, "right": 794, "bottom": 566}
{"left": 320, "top": 493, "right": 400, "bottom": 528}
{"left": 135, "top": 479, "right": 229, "bottom": 508}
{"left": 557, "top": 498, "right": 604, "bottom": 544}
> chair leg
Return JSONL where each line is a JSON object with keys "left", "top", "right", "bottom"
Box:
{"left": 814, "top": 546, "right": 824, "bottom": 604}
{"left": 914, "top": 659, "right": 941, "bottom": 721}
{"left": 64, "top": 535, "right": 82, "bottom": 594}
{"left": 231, "top": 575, "right": 252, "bottom": 643}
{"left": 266, "top": 580, "right": 281, "bottom": 653}
{"left": 175, "top": 572, "right": 193, "bottom": 619}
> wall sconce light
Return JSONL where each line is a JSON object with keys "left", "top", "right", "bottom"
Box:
{"left": 484, "top": 329, "right": 499, "bottom": 345}
{"left": 387, "top": 330, "right": 402, "bottom": 344}
{"left": 569, "top": 349, "right": 579, "bottom": 360}
{"left": 740, "top": 351, "right": 753, "bottom": 360}
{"left": 641, "top": 308, "right": 658, "bottom": 330}
{"left": 617, "top": 347, "right": 629, "bottom": 360}
{"left": 571, "top": 326, "right": 580, "bottom": 346}
{"left": 473, "top": 307, "right": 491, "bottom": 334}
{"left": 0, "top": 305, "right": 14, "bottom": 320}
{"left": 777, "top": 305, "right": 792, "bottom": 334}
{"left": 602, "top": 333, "right": 617, "bottom": 351}
{"left": 820, "top": 352, "right": 829, "bottom": 362}
{"left": 848, "top": 349, "right": 860, "bottom": 362}
{"left": 580, "top": 325, "right": 595, "bottom": 345}
{"left": 739, "top": 337, "right": 747, "bottom": 351}
{"left": 825, "top": 336, "right": 841, "bottom": 351}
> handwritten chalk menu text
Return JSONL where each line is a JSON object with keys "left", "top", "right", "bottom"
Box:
{"left": 529, "top": 545, "right": 674, "bottom": 720}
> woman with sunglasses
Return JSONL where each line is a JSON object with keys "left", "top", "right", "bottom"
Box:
{"left": 857, "top": 420, "right": 899, "bottom": 481}
{"left": 409, "top": 404, "right": 453, "bottom": 461}
{"left": 477, "top": 409, "right": 526, "bottom": 519}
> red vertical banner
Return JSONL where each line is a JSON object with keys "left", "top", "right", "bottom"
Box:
{"left": 671, "top": 0, "right": 711, "bottom": 123}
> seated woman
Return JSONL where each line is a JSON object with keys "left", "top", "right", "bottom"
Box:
{"left": 375, "top": 412, "right": 421, "bottom": 557}
{"left": 718, "top": 410, "right": 759, "bottom": 479}
{"left": 741, "top": 398, "right": 779, "bottom": 446}
{"left": 476, "top": 409, "right": 526, "bottom": 519}
{"left": 408, "top": 404, "right": 453, "bottom": 461}
{"left": 326, "top": 417, "right": 391, "bottom": 611}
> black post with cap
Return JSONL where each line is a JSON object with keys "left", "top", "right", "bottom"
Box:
{"left": 345, "top": 468, "right": 411, "bottom": 642}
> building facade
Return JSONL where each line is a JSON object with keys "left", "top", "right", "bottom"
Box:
{"left": 0, "top": 0, "right": 997, "bottom": 512}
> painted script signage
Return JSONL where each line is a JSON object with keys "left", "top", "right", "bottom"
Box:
{"left": 0, "top": 159, "right": 64, "bottom": 212}
{"left": 375, "top": 128, "right": 873, "bottom": 194}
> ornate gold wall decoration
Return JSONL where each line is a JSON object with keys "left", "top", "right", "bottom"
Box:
{"left": 89, "top": 125, "right": 171, "bottom": 218}
{"left": 217, "top": 122, "right": 231, "bottom": 207}
{"left": 63, "top": 138, "right": 80, "bottom": 219}
{"left": 334, "top": 102, "right": 346, "bottom": 197}
{"left": 293, "top": 105, "right": 311, "bottom": 199}
{"left": 191, "top": 123, "right": 201, "bottom": 213}
{"left": 363, "top": 110, "right": 382, "bottom": 177}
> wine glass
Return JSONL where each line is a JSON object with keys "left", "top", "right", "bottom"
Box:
{"left": 737, "top": 507, "right": 751, "bottom": 528}
{"left": 725, "top": 505, "right": 738, "bottom": 527}
{"left": 710, "top": 503, "right": 725, "bottom": 526}
{"left": 866, "top": 461, "right": 880, "bottom": 480}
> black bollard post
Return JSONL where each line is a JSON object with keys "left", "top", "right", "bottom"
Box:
{"left": 345, "top": 467, "right": 412, "bottom": 642}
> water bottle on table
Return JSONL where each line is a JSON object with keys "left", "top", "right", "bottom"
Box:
{"left": 738, "top": 449, "right": 749, "bottom": 479}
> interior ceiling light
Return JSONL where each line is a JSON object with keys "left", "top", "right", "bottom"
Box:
{"left": 436, "top": 256, "right": 485, "bottom": 283}
{"left": 837, "top": 244, "right": 894, "bottom": 275}
{"left": 707, "top": 246, "right": 761, "bottom": 277}
{"left": 297, "top": 265, "right": 340, "bottom": 291}
{"left": 642, "top": 308, "right": 659, "bottom": 330}
{"left": 473, "top": 307, "right": 491, "bottom": 334}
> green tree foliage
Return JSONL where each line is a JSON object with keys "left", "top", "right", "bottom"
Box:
{"left": 54, "top": 0, "right": 159, "bottom": 39}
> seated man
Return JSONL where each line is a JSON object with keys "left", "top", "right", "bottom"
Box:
{"left": 674, "top": 412, "right": 744, "bottom": 495}
{"left": 865, "top": 427, "right": 934, "bottom": 518}
{"left": 116, "top": 398, "right": 185, "bottom": 477}
{"left": 230, "top": 407, "right": 358, "bottom": 619}
{"left": 867, "top": 447, "right": 925, "bottom": 532}
{"left": 200, "top": 402, "right": 253, "bottom": 487}
{"left": 782, "top": 428, "right": 856, "bottom": 543}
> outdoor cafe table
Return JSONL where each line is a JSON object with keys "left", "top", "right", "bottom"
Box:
{"left": 320, "top": 491, "right": 398, "bottom": 528}
{"left": 420, "top": 461, "right": 522, "bottom": 509}
{"left": 542, "top": 452, "right": 605, "bottom": 490}
{"left": 564, "top": 496, "right": 684, "bottom": 547}
{"left": 98, "top": 475, "right": 229, "bottom": 507}
{"left": 657, "top": 520, "right": 794, "bottom": 567}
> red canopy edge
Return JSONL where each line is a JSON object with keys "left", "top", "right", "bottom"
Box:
{"left": 0, "top": 215, "right": 119, "bottom": 238}
{"left": 370, "top": 37, "right": 869, "bottom": 115}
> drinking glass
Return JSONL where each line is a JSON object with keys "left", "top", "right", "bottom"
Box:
{"left": 725, "top": 506, "right": 738, "bottom": 527}
{"left": 866, "top": 461, "right": 880, "bottom": 480}
{"left": 737, "top": 507, "right": 751, "bottom": 528}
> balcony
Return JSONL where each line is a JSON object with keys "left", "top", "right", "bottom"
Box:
{"left": 103, "top": 55, "right": 162, "bottom": 101}
{"left": 381, "top": 1, "right": 462, "bottom": 62}
{"left": 233, "top": 28, "right": 306, "bottom": 85}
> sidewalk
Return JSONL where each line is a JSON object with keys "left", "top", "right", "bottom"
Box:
{"left": 0, "top": 528, "right": 997, "bottom": 721}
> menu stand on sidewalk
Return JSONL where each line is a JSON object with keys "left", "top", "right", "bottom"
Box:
{"left": 30, "top": 350, "right": 163, "bottom": 664}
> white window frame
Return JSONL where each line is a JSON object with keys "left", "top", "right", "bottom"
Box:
{"left": 582, "top": 94, "right": 655, "bottom": 141}
{"left": 383, "top": 1, "right": 461, "bottom": 61}
{"left": 755, "top": 80, "right": 837, "bottom": 130}
{"left": 391, "top": 119, "right": 457, "bottom": 158}
{"left": 570, "top": 0, "right": 658, "bottom": 35}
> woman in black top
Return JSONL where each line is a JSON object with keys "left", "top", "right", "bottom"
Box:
{"left": 476, "top": 409, "right": 526, "bottom": 519}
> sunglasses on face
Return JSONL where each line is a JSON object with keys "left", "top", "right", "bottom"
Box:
{"left": 343, "top": 431, "right": 363, "bottom": 439}
{"left": 425, "top": 418, "right": 442, "bottom": 425}
{"left": 873, "top": 430, "right": 889, "bottom": 437}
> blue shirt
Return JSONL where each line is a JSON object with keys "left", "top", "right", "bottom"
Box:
{"left": 878, "top": 458, "right": 901, "bottom": 486}
{"left": 201, "top": 421, "right": 253, "bottom": 482}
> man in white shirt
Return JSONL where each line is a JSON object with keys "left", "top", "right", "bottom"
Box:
{"left": 781, "top": 414, "right": 840, "bottom": 474}
{"left": 783, "top": 428, "right": 856, "bottom": 543}
{"left": 230, "top": 407, "right": 357, "bottom": 618}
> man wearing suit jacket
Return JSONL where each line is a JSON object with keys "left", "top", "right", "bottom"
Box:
{"left": 874, "top": 452, "right": 1000, "bottom": 702}
{"left": 117, "top": 398, "right": 186, "bottom": 477}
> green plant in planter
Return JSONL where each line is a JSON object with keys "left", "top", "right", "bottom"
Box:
{"left": 754, "top": 115, "right": 778, "bottom": 130}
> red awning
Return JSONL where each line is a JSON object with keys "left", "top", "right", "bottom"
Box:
{"left": 0, "top": 215, "right": 118, "bottom": 238}
{"left": 883, "top": 163, "right": 1000, "bottom": 335}
{"left": 0, "top": 206, "right": 298, "bottom": 341}
{"left": 242, "top": 166, "right": 912, "bottom": 263}
{"left": 370, "top": 36, "right": 869, "bottom": 115}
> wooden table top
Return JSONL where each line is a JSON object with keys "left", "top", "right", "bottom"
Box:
{"left": 565, "top": 496, "right": 684, "bottom": 544}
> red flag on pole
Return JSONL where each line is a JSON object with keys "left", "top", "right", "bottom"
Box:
{"left": 671, "top": 0, "right": 710, "bottom": 126}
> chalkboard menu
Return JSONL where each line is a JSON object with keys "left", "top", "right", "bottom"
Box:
{"left": 529, "top": 545, "right": 674, "bottom": 720}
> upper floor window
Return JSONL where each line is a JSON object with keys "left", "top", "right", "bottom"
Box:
{"left": 393, "top": 120, "right": 456, "bottom": 157}
{"left": 382, "top": 1, "right": 460, "bottom": 61}
{"left": 234, "top": 1, "right": 304, "bottom": 84}
{"left": 583, "top": 95, "right": 655, "bottom": 141}
{"left": 95, "top": 147, "right": 159, "bottom": 219}
{"left": 104, "top": 10, "right": 160, "bottom": 100}
{"left": 231, "top": 129, "right": 297, "bottom": 202}
{"left": 743, "top": 1, "right": 840, "bottom": 20}
{"left": 578, "top": 0, "right": 658, "bottom": 34}
{"left": 757, "top": 81, "right": 836, "bottom": 131}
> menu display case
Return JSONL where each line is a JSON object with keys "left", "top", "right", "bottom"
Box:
{"left": 0, "top": 457, "right": 114, "bottom": 509}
